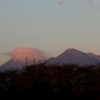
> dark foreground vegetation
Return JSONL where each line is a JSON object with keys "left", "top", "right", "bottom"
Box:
{"left": 0, "top": 62, "right": 100, "bottom": 100}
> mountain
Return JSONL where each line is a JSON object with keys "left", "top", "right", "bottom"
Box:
{"left": 47, "top": 48, "right": 100, "bottom": 66}
{"left": 1, "top": 48, "right": 100, "bottom": 71}
{"left": 0, "top": 47, "right": 48, "bottom": 71}
{"left": 87, "top": 52, "right": 100, "bottom": 61}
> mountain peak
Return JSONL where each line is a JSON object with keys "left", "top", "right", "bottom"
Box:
{"left": 0, "top": 47, "right": 48, "bottom": 71}
{"left": 47, "top": 48, "right": 100, "bottom": 66}
{"left": 67, "top": 48, "right": 76, "bottom": 51}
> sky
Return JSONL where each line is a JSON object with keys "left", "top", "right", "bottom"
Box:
{"left": 0, "top": 0, "right": 100, "bottom": 66}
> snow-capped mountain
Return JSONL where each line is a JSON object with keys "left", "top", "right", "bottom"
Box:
{"left": 0, "top": 47, "right": 48, "bottom": 71}
{"left": 47, "top": 48, "right": 100, "bottom": 66}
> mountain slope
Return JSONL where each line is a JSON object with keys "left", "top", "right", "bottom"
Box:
{"left": 0, "top": 47, "right": 48, "bottom": 71}
{"left": 1, "top": 48, "right": 100, "bottom": 71}
{"left": 47, "top": 48, "right": 100, "bottom": 66}
{"left": 87, "top": 52, "right": 100, "bottom": 62}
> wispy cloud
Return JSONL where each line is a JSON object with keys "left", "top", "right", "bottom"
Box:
{"left": 84, "top": 0, "right": 100, "bottom": 9}
{"left": 87, "top": 0, "right": 94, "bottom": 5}
{"left": 58, "top": 1, "right": 64, "bottom": 5}
{"left": 3, "top": 47, "right": 49, "bottom": 60}
{"left": 3, "top": 52, "right": 11, "bottom": 56}
{"left": 76, "top": 0, "right": 100, "bottom": 9}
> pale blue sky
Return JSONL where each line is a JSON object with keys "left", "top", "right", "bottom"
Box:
{"left": 0, "top": 0, "right": 100, "bottom": 65}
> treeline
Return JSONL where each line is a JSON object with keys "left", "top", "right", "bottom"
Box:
{"left": 0, "top": 62, "right": 100, "bottom": 100}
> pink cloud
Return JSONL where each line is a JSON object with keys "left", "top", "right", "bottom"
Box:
{"left": 3, "top": 47, "right": 49, "bottom": 61}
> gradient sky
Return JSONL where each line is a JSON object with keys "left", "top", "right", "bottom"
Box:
{"left": 0, "top": 0, "right": 100, "bottom": 65}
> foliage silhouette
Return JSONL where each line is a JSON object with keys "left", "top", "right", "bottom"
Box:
{"left": 0, "top": 62, "right": 100, "bottom": 100}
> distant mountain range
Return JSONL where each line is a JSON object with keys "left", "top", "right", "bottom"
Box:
{"left": 0, "top": 48, "right": 100, "bottom": 71}
{"left": 46, "top": 48, "right": 100, "bottom": 66}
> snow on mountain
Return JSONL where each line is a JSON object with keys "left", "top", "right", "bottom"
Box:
{"left": 47, "top": 48, "right": 100, "bottom": 66}
{"left": 0, "top": 47, "right": 48, "bottom": 71}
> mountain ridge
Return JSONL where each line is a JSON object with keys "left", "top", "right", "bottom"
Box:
{"left": 0, "top": 48, "right": 100, "bottom": 71}
{"left": 46, "top": 48, "right": 100, "bottom": 66}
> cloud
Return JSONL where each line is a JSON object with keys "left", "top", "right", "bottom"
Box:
{"left": 87, "top": 0, "right": 93, "bottom": 5}
{"left": 59, "top": 1, "right": 64, "bottom": 5}
{"left": 3, "top": 52, "right": 11, "bottom": 56}
{"left": 3, "top": 47, "right": 49, "bottom": 61}
{"left": 84, "top": 0, "right": 100, "bottom": 9}
{"left": 76, "top": 0, "right": 93, "bottom": 5}
{"left": 75, "top": 0, "right": 92, "bottom": 5}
